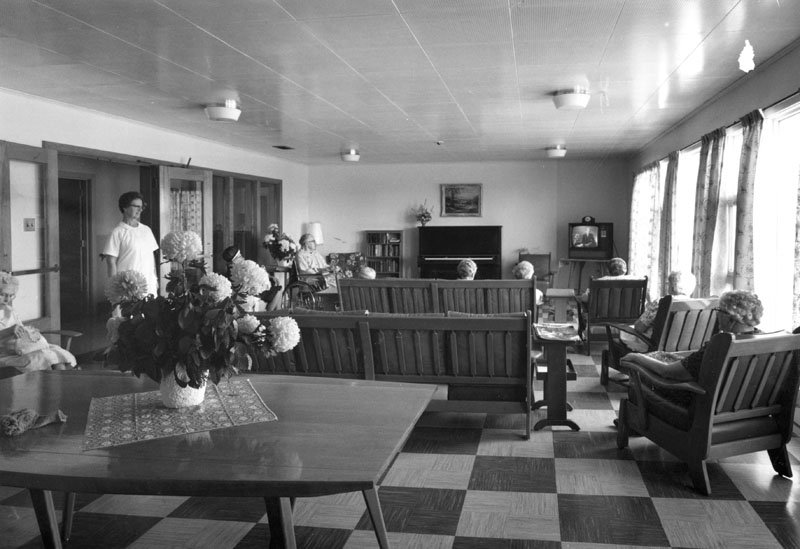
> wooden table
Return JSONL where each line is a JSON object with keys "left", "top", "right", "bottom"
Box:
{"left": 545, "top": 288, "right": 576, "bottom": 323}
{"left": 0, "top": 372, "right": 436, "bottom": 548}
{"left": 532, "top": 325, "right": 580, "bottom": 432}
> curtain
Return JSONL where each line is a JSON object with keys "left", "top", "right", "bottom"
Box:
{"left": 629, "top": 161, "right": 662, "bottom": 301}
{"left": 691, "top": 129, "right": 725, "bottom": 296}
{"left": 658, "top": 152, "right": 679, "bottom": 296}
{"left": 733, "top": 110, "right": 763, "bottom": 291}
{"left": 795, "top": 175, "right": 800, "bottom": 329}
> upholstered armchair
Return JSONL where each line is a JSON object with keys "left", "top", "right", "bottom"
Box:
{"left": 616, "top": 330, "right": 800, "bottom": 495}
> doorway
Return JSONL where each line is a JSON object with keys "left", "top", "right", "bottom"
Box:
{"left": 58, "top": 177, "right": 96, "bottom": 356}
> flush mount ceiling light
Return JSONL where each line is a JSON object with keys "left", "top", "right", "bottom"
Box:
{"left": 738, "top": 39, "right": 755, "bottom": 73}
{"left": 341, "top": 148, "right": 360, "bottom": 162}
{"left": 205, "top": 99, "right": 241, "bottom": 122}
{"left": 552, "top": 87, "right": 591, "bottom": 110}
{"left": 545, "top": 145, "right": 567, "bottom": 158}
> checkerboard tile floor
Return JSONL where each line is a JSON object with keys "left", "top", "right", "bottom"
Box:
{"left": 3, "top": 350, "right": 800, "bottom": 548}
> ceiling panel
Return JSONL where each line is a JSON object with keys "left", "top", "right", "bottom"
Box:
{"left": 0, "top": 0, "right": 798, "bottom": 163}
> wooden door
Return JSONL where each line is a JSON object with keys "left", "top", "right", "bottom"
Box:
{"left": 0, "top": 141, "right": 60, "bottom": 331}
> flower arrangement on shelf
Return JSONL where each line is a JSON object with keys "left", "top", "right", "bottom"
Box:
{"left": 263, "top": 224, "right": 299, "bottom": 264}
{"left": 104, "top": 230, "right": 301, "bottom": 391}
{"left": 414, "top": 201, "right": 432, "bottom": 226}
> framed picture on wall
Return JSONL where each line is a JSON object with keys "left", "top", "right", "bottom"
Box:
{"left": 440, "top": 183, "right": 482, "bottom": 217}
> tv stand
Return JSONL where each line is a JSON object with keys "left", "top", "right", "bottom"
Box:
{"left": 554, "top": 259, "right": 610, "bottom": 293}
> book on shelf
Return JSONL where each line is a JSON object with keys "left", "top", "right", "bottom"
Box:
{"left": 533, "top": 323, "right": 581, "bottom": 342}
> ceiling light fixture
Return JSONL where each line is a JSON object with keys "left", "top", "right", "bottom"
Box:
{"left": 545, "top": 145, "right": 567, "bottom": 158}
{"left": 552, "top": 87, "right": 591, "bottom": 110}
{"left": 205, "top": 99, "right": 241, "bottom": 122}
{"left": 738, "top": 40, "right": 755, "bottom": 73}
{"left": 341, "top": 148, "right": 360, "bottom": 162}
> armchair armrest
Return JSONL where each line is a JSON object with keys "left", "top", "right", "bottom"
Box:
{"left": 38, "top": 329, "right": 83, "bottom": 352}
{"left": 607, "top": 322, "right": 651, "bottom": 345}
{"left": 623, "top": 359, "right": 706, "bottom": 395}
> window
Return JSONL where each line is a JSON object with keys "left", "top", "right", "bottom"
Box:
{"left": 753, "top": 100, "right": 800, "bottom": 330}
{"left": 709, "top": 124, "right": 742, "bottom": 295}
{"left": 672, "top": 143, "right": 700, "bottom": 275}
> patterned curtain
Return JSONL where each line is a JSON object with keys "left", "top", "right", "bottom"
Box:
{"left": 691, "top": 129, "right": 726, "bottom": 296}
{"left": 658, "top": 152, "right": 679, "bottom": 297}
{"left": 795, "top": 175, "right": 800, "bottom": 329}
{"left": 733, "top": 110, "right": 763, "bottom": 291}
{"left": 629, "top": 161, "right": 662, "bottom": 301}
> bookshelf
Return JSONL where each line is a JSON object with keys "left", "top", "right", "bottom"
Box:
{"left": 365, "top": 231, "right": 403, "bottom": 277}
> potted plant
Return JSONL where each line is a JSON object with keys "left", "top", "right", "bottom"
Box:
{"left": 263, "top": 224, "right": 299, "bottom": 266}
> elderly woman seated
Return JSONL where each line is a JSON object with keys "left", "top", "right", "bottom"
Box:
{"left": 511, "top": 260, "right": 544, "bottom": 305}
{"left": 622, "top": 289, "right": 761, "bottom": 403}
{"left": 0, "top": 271, "right": 76, "bottom": 373}
{"left": 456, "top": 259, "right": 478, "bottom": 280}
{"left": 295, "top": 233, "right": 338, "bottom": 289}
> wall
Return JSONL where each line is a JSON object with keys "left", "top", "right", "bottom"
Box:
{"left": 636, "top": 42, "right": 800, "bottom": 166}
{"left": 308, "top": 158, "right": 633, "bottom": 278}
{"left": 0, "top": 88, "right": 311, "bottom": 235}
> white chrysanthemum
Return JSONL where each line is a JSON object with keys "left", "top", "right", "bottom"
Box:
{"left": 161, "top": 230, "right": 203, "bottom": 263}
{"left": 105, "top": 270, "right": 149, "bottom": 304}
{"left": 269, "top": 316, "right": 301, "bottom": 353}
{"left": 230, "top": 259, "right": 271, "bottom": 295}
{"left": 238, "top": 314, "right": 260, "bottom": 335}
{"left": 278, "top": 239, "right": 292, "bottom": 252}
{"left": 199, "top": 272, "right": 232, "bottom": 303}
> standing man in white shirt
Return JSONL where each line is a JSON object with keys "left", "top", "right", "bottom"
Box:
{"left": 101, "top": 191, "right": 160, "bottom": 296}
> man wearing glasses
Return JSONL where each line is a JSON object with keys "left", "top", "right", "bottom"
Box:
{"left": 101, "top": 191, "right": 160, "bottom": 296}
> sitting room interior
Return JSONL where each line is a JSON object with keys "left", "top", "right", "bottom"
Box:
{"left": 2, "top": 1, "right": 800, "bottom": 547}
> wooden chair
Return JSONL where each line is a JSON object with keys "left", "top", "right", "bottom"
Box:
{"left": 581, "top": 276, "right": 648, "bottom": 355}
{"left": 616, "top": 330, "right": 800, "bottom": 495}
{"left": 601, "top": 296, "right": 718, "bottom": 386}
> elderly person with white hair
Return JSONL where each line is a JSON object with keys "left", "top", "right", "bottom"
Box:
{"left": 511, "top": 260, "right": 544, "bottom": 305}
{"left": 456, "top": 259, "right": 478, "bottom": 280}
{"left": 0, "top": 271, "right": 76, "bottom": 372}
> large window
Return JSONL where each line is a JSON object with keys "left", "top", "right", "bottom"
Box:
{"left": 709, "top": 125, "right": 743, "bottom": 295}
{"left": 672, "top": 144, "right": 700, "bottom": 275}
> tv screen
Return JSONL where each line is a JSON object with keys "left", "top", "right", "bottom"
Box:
{"left": 571, "top": 225, "right": 598, "bottom": 248}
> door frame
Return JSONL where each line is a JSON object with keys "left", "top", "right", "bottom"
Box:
{"left": 0, "top": 141, "right": 60, "bottom": 330}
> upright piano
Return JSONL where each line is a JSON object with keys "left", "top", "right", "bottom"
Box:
{"left": 417, "top": 225, "right": 502, "bottom": 279}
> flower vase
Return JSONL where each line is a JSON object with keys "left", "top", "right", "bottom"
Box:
{"left": 159, "top": 372, "right": 206, "bottom": 408}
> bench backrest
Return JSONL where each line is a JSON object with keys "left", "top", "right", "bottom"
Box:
{"left": 651, "top": 296, "right": 719, "bottom": 353}
{"left": 695, "top": 331, "right": 800, "bottom": 441}
{"left": 587, "top": 276, "right": 648, "bottom": 324}
{"left": 339, "top": 278, "right": 538, "bottom": 317}
{"left": 254, "top": 311, "right": 532, "bottom": 394}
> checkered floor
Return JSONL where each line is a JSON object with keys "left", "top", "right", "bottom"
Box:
{"left": 2, "top": 350, "right": 800, "bottom": 548}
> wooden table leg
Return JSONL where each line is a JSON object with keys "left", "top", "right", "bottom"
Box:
{"left": 29, "top": 489, "right": 62, "bottom": 549}
{"left": 264, "top": 497, "right": 296, "bottom": 549}
{"left": 533, "top": 341, "right": 580, "bottom": 431}
{"left": 363, "top": 486, "right": 390, "bottom": 549}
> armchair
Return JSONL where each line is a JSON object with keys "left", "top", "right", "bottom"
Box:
{"left": 616, "top": 330, "right": 800, "bottom": 495}
{"left": 601, "top": 296, "right": 718, "bottom": 386}
{"left": 580, "top": 276, "right": 648, "bottom": 355}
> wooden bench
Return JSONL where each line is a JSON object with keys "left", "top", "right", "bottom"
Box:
{"left": 255, "top": 310, "right": 534, "bottom": 439}
{"left": 338, "top": 278, "right": 538, "bottom": 318}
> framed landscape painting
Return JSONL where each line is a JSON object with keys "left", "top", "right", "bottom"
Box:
{"left": 441, "top": 183, "right": 482, "bottom": 217}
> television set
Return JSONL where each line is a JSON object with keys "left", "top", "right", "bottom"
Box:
{"left": 568, "top": 217, "right": 613, "bottom": 260}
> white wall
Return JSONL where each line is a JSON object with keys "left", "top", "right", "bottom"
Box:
{"left": 0, "top": 88, "right": 311, "bottom": 236}
{"left": 308, "top": 158, "right": 633, "bottom": 278}
{"left": 636, "top": 43, "right": 800, "bottom": 166}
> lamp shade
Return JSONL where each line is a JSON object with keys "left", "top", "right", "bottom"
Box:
{"left": 308, "top": 222, "right": 324, "bottom": 245}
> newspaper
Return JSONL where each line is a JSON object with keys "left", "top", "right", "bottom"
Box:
{"left": 534, "top": 323, "right": 581, "bottom": 342}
